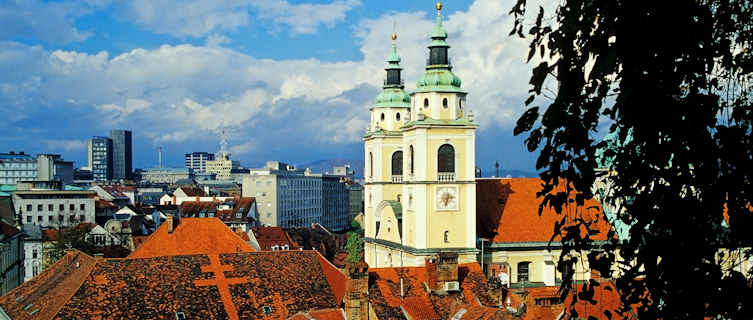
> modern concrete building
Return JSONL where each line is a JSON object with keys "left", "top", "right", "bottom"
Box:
{"left": 12, "top": 182, "right": 96, "bottom": 228}
{"left": 0, "top": 152, "right": 38, "bottom": 185}
{"left": 322, "top": 174, "right": 350, "bottom": 232}
{"left": 242, "top": 161, "right": 322, "bottom": 228}
{"left": 205, "top": 154, "right": 240, "bottom": 181}
{"left": 110, "top": 130, "right": 133, "bottom": 181}
{"left": 37, "top": 154, "right": 74, "bottom": 185}
{"left": 346, "top": 181, "right": 364, "bottom": 224}
{"left": 184, "top": 152, "right": 215, "bottom": 173}
{"left": 140, "top": 167, "right": 194, "bottom": 184}
{"left": 88, "top": 136, "right": 113, "bottom": 182}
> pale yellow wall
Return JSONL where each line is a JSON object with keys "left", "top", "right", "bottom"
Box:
{"left": 375, "top": 203, "right": 402, "bottom": 244}
{"left": 489, "top": 249, "right": 592, "bottom": 285}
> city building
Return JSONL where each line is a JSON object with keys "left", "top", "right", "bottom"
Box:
{"left": 242, "top": 161, "right": 323, "bottom": 228}
{"left": 90, "top": 185, "right": 136, "bottom": 206}
{"left": 363, "top": 6, "right": 479, "bottom": 267}
{"left": 110, "top": 130, "right": 133, "bottom": 181}
{"left": 346, "top": 182, "right": 363, "bottom": 225}
{"left": 475, "top": 177, "right": 613, "bottom": 287}
{"left": 21, "top": 224, "right": 43, "bottom": 282}
{"left": 36, "top": 154, "right": 74, "bottom": 185}
{"left": 184, "top": 151, "right": 215, "bottom": 173}
{"left": 205, "top": 153, "right": 240, "bottom": 181}
{"left": 88, "top": 136, "right": 113, "bottom": 182}
{"left": 322, "top": 174, "right": 349, "bottom": 231}
{"left": 0, "top": 220, "right": 22, "bottom": 295}
{"left": 0, "top": 152, "right": 37, "bottom": 185}
{"left": 12, "top": 182, "right": 96, "bottom": 228}
{"left": 178, "top": 196, "right": 257, "bottom": 231}
{"left": 139, "top": 167, "right": 194, "bottom": 184}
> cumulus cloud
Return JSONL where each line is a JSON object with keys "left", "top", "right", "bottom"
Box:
{"left": 115, "top": 0, "right": 360, "bottom": 38}
{"left": 0, "top": 0, "right": 540, "bottom": 161}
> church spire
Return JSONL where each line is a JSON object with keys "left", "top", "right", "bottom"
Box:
{"left": 414, "top": 2, "right": 463, "bottom": 93}
{"left": 428, "top": 2, "right": 449, "bottom": 68}
{"left": 384, "top": 32, "right": 403, "bottom": 89}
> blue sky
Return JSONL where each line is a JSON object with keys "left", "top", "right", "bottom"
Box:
{"left": 0, "top": 0, "right": 543, "bottom": 173}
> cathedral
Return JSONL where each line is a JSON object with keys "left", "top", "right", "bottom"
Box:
{"left": 363, "top": 2, "right": 478, "bottom": 268}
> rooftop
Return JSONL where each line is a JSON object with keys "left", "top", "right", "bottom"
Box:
{"left": 128, "top": 217, "right": 255, "bottom": 258}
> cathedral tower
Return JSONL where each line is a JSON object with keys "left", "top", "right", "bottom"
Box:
{"left": 364, "top": 3, "right": 478, "bottom": 268}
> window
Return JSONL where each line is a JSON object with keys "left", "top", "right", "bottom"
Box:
{"left": 442, "top": 98, "right": 448, "bottom": 108}
{"left": 438, "top": 144, "right": 455, "bottom": 173}
{"left": 369, "top": 152, "right": 373, "bottom": 178}
{"left": 409, "top": 145, "right": 415, "bottom": 175}
{"left": 48, "top": 216, "right": 52, "bottom": 222}
{"left": 79, "top": 215, "right": 85, "bottom": 222}
{"left": 37, "top": 204, "right": 43, "bottom": 211}
{"left": 59, "top": 204, "right": 64, "bottom": 211}
{"left": 380, "top": 113, "right": 385, "bottom": 121}
{"left": 175, "top": 312, "right": 187, "bottom": 320}
{"left": 69, "top": 204, "right": 75, "bottom": 211}
{"left": 396, "top": 113, "right": 401, "bottom": 121}
{"left": 37, "top": 216, "right": 42, "bottom": 222}
{"left": 48, "top": 204, "right": 53, "bottom": 211}
{"left": 444, "top": 230, "right": 449, "bottom": 243}
{"left": 459, "top": 99, "right": 463, "bottom": 109}
{"left": 80, "top": 204, "right": 85, "bottom": 210}
{"left": 518, "top": 262, "right": 530, "bottom": 283}
{"left": 32, "top": 249, "right": 38, "bottom": 258}
{"left": 262, "top": 306, "right": 273, "bottom": 315}
{"left": 26, "top": 215, "right": 31, "bottom": 223}
{"left": 391, "top": 151, "right": 403, "bottom": 175}
{"left": 27, "top": 204, "right": 32, "bottom": 212}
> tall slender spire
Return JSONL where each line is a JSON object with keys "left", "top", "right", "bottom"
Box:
{"left": 414, "top": 2, "right": 463, "bottom": 93}
{"left": 374, "top": 32, "right": 410, "bottom": 108}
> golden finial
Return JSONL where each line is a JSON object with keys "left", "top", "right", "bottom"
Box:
{"left": 391, "top": 33, "right": 397, "bottom": 41}
{"left": 436, "top": 2, "right": 442, "bottom": 12}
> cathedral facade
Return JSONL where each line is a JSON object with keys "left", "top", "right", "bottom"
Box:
{"left": 363, "top": 3, "right": 478, "bottom": 268}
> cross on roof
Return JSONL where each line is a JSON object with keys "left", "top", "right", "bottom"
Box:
{"left": 194, "top": 254, "right": 249, "bottom": 320}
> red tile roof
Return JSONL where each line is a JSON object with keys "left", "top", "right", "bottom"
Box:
{"left": 252, "top": 226, "right": 300, "bottom": 251}
{"left": 368, "top": 263, "right": 509, "bottom": 319}
{"left": 179, "top": 196, "right": 255, "bottom": 224}
{"left": 476, "top": 178, "right": 612, "bottom": 243}
{"left": 288, "top": 308, "right": 345, "bottom": 320}
{"left": 178, "top": 186, "right": 206, "bottom": 197}
{"left": 98, "top": 185, "right": 131, "bottom": 199}
{"left": 128, "top": 217, "right": 254, "bottom": 258}
{"left": 0, "top": 221, "right": 19, "bottom": 238}
{"left": 315, "top": 251, "right": 347, "bottom": 304}
{"left": 0, "top": 250, "right": 346, "bottom": 319}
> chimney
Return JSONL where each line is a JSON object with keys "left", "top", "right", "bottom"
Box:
{"left": 344, "top": 261, "right": 369, "bottom": 320}
{"left": 425, "top": 253, "right": 459, "bottom": 292}
{"left": 166, "top": 215, "right": 174, "bottom": 233}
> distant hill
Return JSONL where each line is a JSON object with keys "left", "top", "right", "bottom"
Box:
{"left": 296, "top": 160, "right": 535, "bottom": 179}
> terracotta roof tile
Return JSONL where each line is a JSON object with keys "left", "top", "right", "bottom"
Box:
{"left": 179, "top": 196, "right": 254, "bottom": 224}
{"left": 476, "top": 178, "right": 612, "bottom": 243}
{"left": 128, "top": 217, "right": 255, "bottom": 258}
{"left": 315, "top": 251, "right": 347, "bottom": 304}
{"left": 178, "top": 186, "right": 206, "bottom": 197}
{"left": 251, "top": 227, "right": 300, "bottom": 251}
{"left": 287, "top": 308, "right": 346, "bottom": 320}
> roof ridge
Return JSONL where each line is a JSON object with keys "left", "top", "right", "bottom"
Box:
{"left": 48, "top": 251, "right": 99, "bottom": 319}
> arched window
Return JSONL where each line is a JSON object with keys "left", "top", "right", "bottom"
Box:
{"left": 396, "top": 113, "right": 401, "bottom": 121}
{"left": 380, "top": 113, "right": 385, "bottom": 121}
{"left": 442, "top": 98, "right": 448, "bottom": 109}
{"left": 391, "top": 151, "right": 403, "bottom": 175}
{"left": 409, "top": 145, "right": 415, "bottom": 175}
{"left": 517, "top": 262, "right": 530, "bottom": 282}
{"left": 459, "top": 99, "right": 463, "bottom": 109}
{"left": 369, "top": 152, "right": 373, "bottom": 178}
{"left": 444, "top": 230, "right": 449, "bottom": 243}
{"left": 438, "top": 144, "right": 455, "bottom": 173}
{"left": 423, "top": 98, "right": 429, "bottom": 109}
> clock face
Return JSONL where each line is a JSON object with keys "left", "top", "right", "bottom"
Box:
{"left": 436, "top": 187, "right": 458, "bottom": 210}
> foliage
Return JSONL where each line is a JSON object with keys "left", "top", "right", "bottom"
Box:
{"left": 511, "top": 0, "right": 753, "bottom": 318}
{"left": 49, "top": 223, "right": 98, "bottom": 263}
{"left": 346, "top": 219, "right": 364, "bottom": 264}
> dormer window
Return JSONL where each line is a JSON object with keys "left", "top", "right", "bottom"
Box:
{"left": 271, "top": 245, "right": 279, "bottom": 251}
{"left": 262, "top": 306, "right": 273, "bottom": 315}
{"left": 282, "top": 244, "right": 290, "bottom": 250}
{"left": 175, "top": 312, "right": 186, "bottom": 320}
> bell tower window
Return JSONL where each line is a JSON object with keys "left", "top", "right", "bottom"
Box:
{"left": 442, "top": 98, "right": 448, "bottom": 109}
{"left": 391, "top": 151, "right": 403, "bottom": 175}
{"left": 438, "top": 144, "right": 455, "bottom": 173}
{"left": 380, "top": 113, "right": 385, "bottom": 121}
{"left": 444, "top": 230, "right": 449, "bottom": 243}
{"left": 409, "top": 145, "right": 415, "bottom": 175}
{"left": 423, "top": 98, "right": 429, "bottom": 109}
{"left": 369, "top": 152, "right": 373, "bottom": 179}
{"left": 396, "top": 113, "right": 401, "bottom": 121}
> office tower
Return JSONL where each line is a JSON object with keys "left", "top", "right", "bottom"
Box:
{"left": 110, "top": 130, "right": 133, "bottom": 180}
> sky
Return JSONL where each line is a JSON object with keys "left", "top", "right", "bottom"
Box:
{"left": 0, "top": 0, "right": 546, "bottom": 173}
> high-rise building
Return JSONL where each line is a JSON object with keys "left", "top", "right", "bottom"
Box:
{"left": 110, "top": 130, "right": 133, "bottom": 180}
{"left": 88, "top": 136, "right": 113, "bottom": 182}
{"left": 322, "top": 174, "right": 349, "bottom": 232}
{"left": 363, "top": 5, "right": 478, "bottom": 267}
{"left": 184, "top": 152, "right": 215, "bottom": 173}
{"left": 205, "top": 153, "right": 240, "bottom": 181}
{"left": 0, "top": 152, "right": 38, "bottom": 185}
{"left": 37, "top": 154, "right": 74, "bottom": 185}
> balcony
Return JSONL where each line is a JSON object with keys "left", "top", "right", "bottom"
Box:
{"left": 437, "top": 172, "right": 455, "bottom": 182}
{"left": 391, "top": 175, "right": 403, "bottom": 183}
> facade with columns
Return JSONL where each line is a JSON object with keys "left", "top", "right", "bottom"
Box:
{"left": 363, "top": 3, "right": 479, "bottom": 268}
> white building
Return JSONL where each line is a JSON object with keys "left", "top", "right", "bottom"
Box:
{"left": 184, "top": 152, "right": 215, "bottom": 173}
{"left": 12, "top": 185, "right": 95, "bottom": 228}
{"left": 242, "top": 161, "right": 323, "bottom": 228}
{"left": 0, "top": 152, "right": 38, "bottom": 185}
{"left": 21, "top": 224, "right": 44, "bottom": 282}
{"left": 139, "top": 167, "right": 194, "bottom": 184}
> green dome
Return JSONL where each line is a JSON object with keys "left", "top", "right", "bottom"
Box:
{"left": 414, "top": 69, "right": 463, "bottom": 93}
{"left": 374, "top": 88, "right": 411, "bottom": 108}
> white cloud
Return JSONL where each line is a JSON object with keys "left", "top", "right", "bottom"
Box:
{"left": 0, "top": 0, "right": 538, "bottom": 154}
{"left": 116, "top": 0, "right": 360, "bottom": 38}
{"left": 46, "top": 139, "right": 87, "bottom": 151}
{"left": 0, "top": 0, "right": 104, "bottom": 44}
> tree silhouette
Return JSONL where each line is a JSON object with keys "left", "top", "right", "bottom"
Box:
{"left": 511, "top": 0, "right": 753, "bottom": 318}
